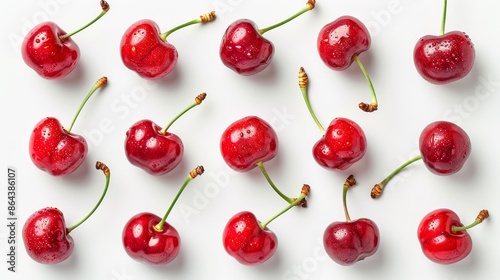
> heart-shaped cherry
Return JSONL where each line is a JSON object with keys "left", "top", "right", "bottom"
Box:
{"left": 29, "top": 76, "right": 108, "bottom": 176}
{"left": 317, "top": 16, "right": 378, "bottom": 112}
{"left": 223, "top": 185, "right": 310, "bottom": 265}
{"left": 21, "top": 1, "right": 109, "bottom": 79}
{"left": 123, "top": 166, "right": 204, "bottom": 265}
{"left": 298, "top": 67, "right": 367, "bottom": 171}
{"left": 125, "top": 93, "right": 206, "bottom": 175}
{"left": 371, "top": 120, "right": 471, "bottom": 198}
{"left": 22, "top": 161, "right": 111, "bottom": 264}
{"left": 120, "top": 11, "right": 216, "bottom": 79}
{"left": 323, "top": 175, "right": 379, "bottom": 265}
{"left": 413, "top": 0, "right": 475, "bottom": 84}
{"left": 219, "top": 0, "right": 315, "bottom": 75}
{"left": 418, "top": 208, "right": 489, "bottom": 264}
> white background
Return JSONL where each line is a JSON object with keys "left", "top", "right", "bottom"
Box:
{"left": 1, "top": 0, "right": 499, "bottom": 279}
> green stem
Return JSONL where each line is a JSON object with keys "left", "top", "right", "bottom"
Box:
{"left": 342, "top": 175, "right": 356, "bottom": 222}
{"left": 60, "top": 1, "right": 110, "bottom": 40}
{"left": 440, "top": 0, "right": 448, "bottom": 35}
{"left": 67, "top": 77, "right": 107, "bottom": 132}
{"left": 258, "top": 1, "right": 315, "bottom": 34}
{"left": 160, "top": 11, "right": 216, "bottom": 41}
{"left": 160, "top": 93, "right": 206, "bottom": 134}
{"left": 259, "top": 185, "right": 310, "bottom": 229}
{"left": 451, "top": 209, "right": 489, "bottom": 233}
{"left": 67, "top": 161, "right": 110, "bottom": 233}
{"left": 371, "top": 154, "right": 422, "bottom": 198}
{"left": 299, "top": 67, "right": 325, "bottom": 134}
{"left": 154, "top": 166, "right": 204, "bottom": 231}
{"left": 353, "top": 55, "right": 378, "bottom": 112}
{"left": 256, "top": 161, "right": 293, "bottom": 204}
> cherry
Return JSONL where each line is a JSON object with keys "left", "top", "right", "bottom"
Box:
{"left": 219, "top": 0, "right": 315, "bottom": 75}
{"left": 323, "top": 175, "right": 379, "bottom": 265}
{"left": 417, "top": 208, "right": 489, "bottom": 264}
{"left": 413, "top": 0, "right": 475, "bottom": 84}
{"left": 371, "top": 120, "right": 471, "bottom": 198}
{"left": 223, "top": 185, "right": 310, "bottom": 265}
{"left": 123, "top": 166, "right": 204, "bottom": 265}
{"left": 317, "top": 16, "right": 378, "bottom": 112}
{"left": 29, "top": 76, "right": 108, "bottom": 176}
{"left": 120, "top": 11, "right": 216, "bottom": 79}
{"left": 298, "top": 67, "right": 367, "bottom": 171}
{"left": 22, "top": 161, "right": 111, "bottom": 264}
{"left": 220, "top": 115, "right": 306, "bottom": 207}
{"left": 21, "top": 1, "right": 110, "bottom": 79}
{"left": 124, "top": 93, "right": 206, "bottom": 175}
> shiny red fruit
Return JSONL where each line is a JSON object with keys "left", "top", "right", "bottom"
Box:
{"left": 29, "top": 117, "right": 87, "bottom": 176}
{"left": 413, "top": 31, "right": 475, "bottom": 84}
{"left": 222, "top": 211, "right": 277, "bottom": 265}
{"left": 220, "top": 116, "right": 278, "bottom": 172}
{"left": 22, "top": 207, "right": 73, "bottom": 264}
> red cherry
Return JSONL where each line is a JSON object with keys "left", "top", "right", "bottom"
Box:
{"left": 29, "top": 77, "right": 107, "bottom": 176}
{"left": 298, "top": 67, "right": 367, "bottom": 171}
{"left": 21, "top": 1, "right": 109, "bottom": 79}
{"left": 413, "top": 0, "right": 475, "bottom": 84}
{"left": 323, "top": 175, "right": 379, "bottom": 265}
{"left": 219, "top": 0, "right": 315, "bottom": 75}
{"left": 123, "top": 166, "right": 204, "bottom": 265}
{"left": 371, "top": 120, "right": 471, "bottom": 199}
{"left": 417, "top": 208, "right": 489, "bottom": 264}
{"left": 317, "top": 16, "right": 378, "bottom": 112}
{"left": 120, "top": 11, "right": 216, "bottom": 79}
{"left": 124, "top": 93, "right": 206, "bottom": 175}
{"left": 23, "top": 162, "right": 111, "bottom": 264}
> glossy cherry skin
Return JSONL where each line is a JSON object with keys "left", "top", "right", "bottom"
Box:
{"left": 29, "top": 117, "right": 88, "bottom": 176}
{"left": 220, "top": 116, "right": 278, "bottom": 172}
{"left": 417, "top": 208, "right": 471, "bottom": 264}
{"left": 317, "top": 16, "right": 370, "bottom": 71}
{"left": 120, "top": 19, "right": 178, "bottom": 79}
{"left": 419, "top": 121, "right": 471, "bottom": 175}
{"left": 122, "top": 212, "right": 180, "bottom": 265}
{"left": 22, "top": 22, "right": 80, "bottom": 79}
{"left": 413, "top": 31, "right": 475, "bottom": 84}
{"left": 222, "top": 211, "right": 277, "bottom": 265}
{"left": 313, "top": 117, "right": 367, "bottom": 171}
{"left": 22, "top": 207, "right": 74, "bottom": 264}
{"left": 219, "top": 19, "right": 274, "bottom": 75}
{"left": 125, "top": 119, "right": 183, "bottom": 175}
{"left": 323, "top": 218, "right": 379, "bottom": 265}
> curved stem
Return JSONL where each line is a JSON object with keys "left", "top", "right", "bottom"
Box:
{"left": 452, "top": 209, "right": 489, "bottom": 233}
{"left": 160, "top": 11, "right": 216, "bottom": 41}
{"left": 160, "top": 93, "right": 206, "bottom": 134}
{"left": 353, "top": 55, "right": 378, "bottom": 112}
{"left": 67, "top": 77, "right": 107, "bottom": 132}
{"left": 440, "top": 0, "right": 448, "bottom": 35}
{"left": 67, "top": 161, "right": 110, "bottom": 233}
{"left": 60, "top": 1, "right": 110, "bottom": 40}
{"left": 298, "top": 67, "right": 325, "bottom": 133}
{"left": 371, "top": 154, "right": 422, "bottom": 199}
{"left": 256, "top": 161, "right": 293, "bottom": 204}
{"left": 154, "top": 166, "right": 204, "bottom": 231}
{"left": 260, "top": 185, "right": 310, "bottom": 229}
{"left": 258, "top": 0, "right": 315, "bottom": 34}
{"left": 342, "top": 175, "right": 356, "bottom": 222}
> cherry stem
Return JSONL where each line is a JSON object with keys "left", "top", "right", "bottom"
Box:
{"left": 259, "top": 184, "right": 310, "bottom": 229}
{"left": 67, "top": 77, "right": 107, "bottom": 132}
{"left": 452, "top": 209, "right": 489, "bottom": 233}
{"left": 160, "top": 11, "right": 216, "bottom": 41}
{"left": 440, "top": 0, "right": 448, "bottom": 35}
{"left": 256, "top": 161, "right": 294, "bottom": 204}
{"left": 340, "top": 175, "right": 356, "bottom": 222}
{"left": 160, "top": 93, "right": 207, "bottom": 134}
{"left": 353, "top": 55, "right": 378, "bottom": 112}
{"left": 298, "top": 67, "right": 325, "bottom": 133}
{"left": 371, "top": 154, "right": 422, "bottom": 199}
{"left": 59, "top": 0, "right": 110, "bottom": 40}
{"left": 258, "top": 0, "right": 315, "bottom": 34}
{"left": 67, "top": 161, "right": 110, "bottom": 233}
{"left": 154, "top": 166, "right": 204, "bottom": 232}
